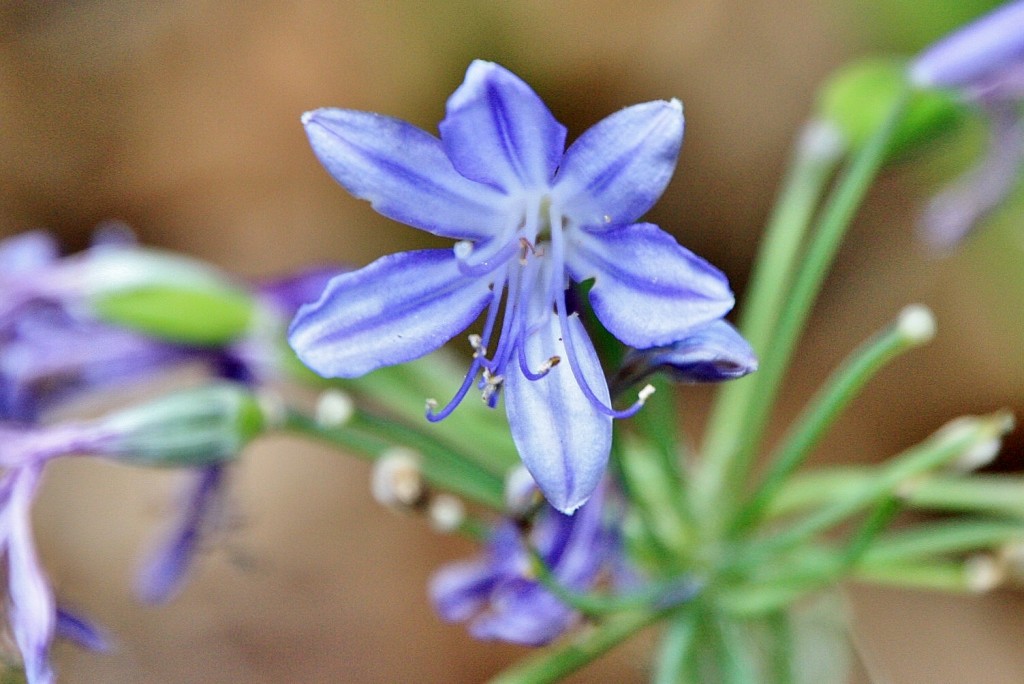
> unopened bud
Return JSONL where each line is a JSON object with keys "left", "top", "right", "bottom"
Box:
{"left": 99, "top": 383, "right": 267, "bottom": 468}
{"left": 896, "top": 304, "right": 937, "bottom": 345}
{"left": 429, "top": 494, "right": 466, "bottom": 533}
{"left": 371, "top": 448, "right": 425, "bottom": 509}
{"left": 965, "top": 554, "right": 1003, "bottom": 592}
{"left": 315, "top": 389, "right": 354, "bottom": 427}
{"left": 505, "top": 465, "right": 541, "bottom": 518}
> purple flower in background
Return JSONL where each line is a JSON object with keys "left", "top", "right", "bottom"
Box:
{"left": 910, "top": 0, "right": 1024, "bottom": 250}
{"left": 290, "top": 60, "right": 734, "bottom": 513}
{"left": 430, "top": 479, "right": 615, "bottom": 645}
{"left": 612, "top": 319, "right": 758, "bottom": 394}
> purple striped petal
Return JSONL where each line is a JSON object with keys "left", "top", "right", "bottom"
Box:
{"left": 55, "top": 608, "right": 111, "bottom": 652}
{"left": 0, "top": 231, "right": 57, "bottom": 275}
{"left": 567, "top": 223, "right": 734, "bottom": 348}
{"left": 289, "top": 249, "right": 492, "bottom": 378}
{"left": 505, "top": 313, "right": 611, "bottom": 514}
{"left": 136, "top": 465, "right": 227, "bottom": 604}
{"left": 468, "top": 582, "right": 575, "bottom": 646}
{"left": 429, "top": 559, "right": 498, "bottom": 623}
{"left": 440, "top": 60, "right": 566, "bottom": 192}
{"left": 615, "top": 319, "right": 758, "bottom": 390}
{"left": 303, "top": 108, "right": 508, "bottom": 241}
{"left": 553, "top": 100, "right": 683, "bottom": 228}
{"left": 5, "top": 466, "right": 55, "bottom": 684}
{"left": 910, "top": 1, "right": 1024, "bottom": 90}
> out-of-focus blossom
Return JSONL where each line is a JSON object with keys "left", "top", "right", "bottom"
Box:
{"left": 612, "top": 319, "right": 758, "bottom": 394}
{"left": 290, "top": 60, "right": 734, "bottom": 513}
{"left": 430, "top": 479, "right": 616, "bottom": 646}
{"left": 0, "top": 383, "right": 264, "bottom": 681}
{"left": 910, "top": 1, "right": 1024, "bottom": 250}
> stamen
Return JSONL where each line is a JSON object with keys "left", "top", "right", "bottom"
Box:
{"left": 547, "top": 203, "right": 649, "bottom": 419}
{"left": 517, "top": 343, "right": 561, "bottom": 381}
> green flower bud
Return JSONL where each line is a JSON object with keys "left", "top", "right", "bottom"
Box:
{"left": 99, "top": 383, "right": 268, "bottom": 468}
{"left": 85, "top": 248, "right": 257, "bottom": 346}
{"left": 817, "top": 57, "right": 967, "bottom": 161}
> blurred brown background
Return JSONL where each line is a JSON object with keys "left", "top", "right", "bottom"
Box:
{"left": 1, "top": 0, "right": 1023, "bottom": 681}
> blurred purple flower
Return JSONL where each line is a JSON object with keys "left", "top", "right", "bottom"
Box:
{"left": 430, "top": 479, "right": 616, "bottom": 646}
{"left": 135, "top": 464, "right": 229, "bottom": 604}
{"left": 612, "top": 319, "right": 757, "bottom": 394}
{"left": 910, "top": 1, "right": 1024, "bottom": 250}
{"left": 290, "top": 60, "right": 734, "bottom": 513}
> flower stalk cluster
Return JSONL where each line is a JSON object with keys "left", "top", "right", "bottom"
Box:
{"left": 3, "top": 4, "right": 1024, "bottom": 682}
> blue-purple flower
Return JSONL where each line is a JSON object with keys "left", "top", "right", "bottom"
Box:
{"left": 429, "top": 478, "right": 615, "bottom": 645}
{"left": 910, "top": 0, "right": 1024, "bottom": 250}
{"left": 289, "top": 60, "right": 735, "bottom": 513}
{"left": 612, "top": 319, "right": 758, "bottom": 394}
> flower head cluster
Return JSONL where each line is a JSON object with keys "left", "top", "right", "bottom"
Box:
{"left": 430, "top": 476, "right": 617, "bottom": 645}
{"left": 910, "top": 0, "right": 1024, "bottom": 249}
{"left": 290, "top": 61, "right": 737, "bottom": 513}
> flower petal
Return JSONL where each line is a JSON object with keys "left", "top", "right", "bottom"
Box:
{"left": 303, "top": 108, "right": 508, "bottom": 240}
{"left": 429, "top": 559, "right": 498, "bottom": 623}
{"left": 468, "top": 581, "right": 575, "bottom": 646}
{"left": 614, "top": 319, "right": 758, "bottom": 391}
{"left": 0, "top": 231, "right": 57, "bottom": 275}
{"left": 439, "top": 60, "right": 566, "bottom": 192}
{"left": 910, "top": 1, "right": 1024, "bottom": 90}
{"left": 289, "top": 249, "right": 492, "bottom": 378}
{"left": 505, "top": 313, "right": 611, "bottom": 514}
{"left": 553, "top": 100, "right": 683, "bottom": 228}
{"left": 55, "top": 608, "right": 111, "bottom": 652}
{"left": 567, "top": 223, "right": 734, "bottom": 348}
{"left": 5, "top": 466, "right": 56, "bottom": 684}
{"left": 136, "top": 465, "right": 227, "bottom": 604}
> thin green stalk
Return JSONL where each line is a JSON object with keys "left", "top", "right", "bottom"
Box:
{"left": 862, "top": 519, "right": 1024, "bottom": 565}
{"left": 732, "top": 306, "right": 934, "bottom": 536}
{"left": 699, "top": 93, "right": 910, "bottom": 521}
{"left": 702, "top": 120, "right": 846, "bottom": 480}
{"left": 853, "top": 559, "right": 991, "bottom": 592}
{"left": 765, "top": 610, "right": 794, "bottom": 684}
{"left": 488, "top": 610, "right": 664, "bottom": 684}
{"left": 285, "top": 408, "right": 506, "bottom": 510}
{"left": 653, "top": 610, "right": 702, "bottom": 684}
{"left": 731, "top": 411, "right": 1011, "bottom": 569}
{"left": 711, "top": 613, "right": 759, "bottom": 683}
{"left": 773, "top": 470, "right": 1024, "bottom": 520}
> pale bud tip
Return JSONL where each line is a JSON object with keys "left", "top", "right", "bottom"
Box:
{"left": 505, "top": 465, "right": 540, "bottom": 518}
{"left": 951, "top": 437, "right": 1002, "bottom": 473}
{"left": 897, "top": 304, "right": 937, "bottom": 344}
{"left": 429, "top": 495, "right": 466, "bottom": 533}
{"left": 966, "top": 555, "right": 1003, "bottom": 593}
{"left": 371, "top": 447, "right": 424, "bottom": 509}
{"left": 315, "top": 389, "right": 354, "bottom": 428}
{"left": 799, "top": 119, "right": 846, "bottom": 162}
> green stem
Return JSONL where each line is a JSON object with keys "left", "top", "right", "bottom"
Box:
{"left": 701, "top": 120, "right": 845, "bottom": 483}
{"left": 699, "top": 94, "right": 909, "bottom": 522}
{"left": 285, "top": 408, "right": 506, "bottom": 510}
{"left": 653, "top": 609, "right": 702, "bottom": 684}
{"left": 731, "top": 411, "right": 1011, "bottom": 569}
{"left": 773, "top": 470, "right": 1024, "bottom": 520}
{"left": 488, "top": 610, "right": 664, "bottom": 684}
{"left": 732, "top": 307, "right": 932, "bottom": 536}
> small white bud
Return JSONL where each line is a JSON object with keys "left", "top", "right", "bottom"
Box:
{"left": 454, "top": 241, "right": 474, "bottom": 260}
{"left": 429, "top": 494, "right": 466, "bottom": 533}
{"left": 505, "top": 465, "right": 540, "bottom": 517}
{"left": 949, "top": 436, "right": 1002, "bottom": 473}
{"left": 965, "top": 555, "right": 1003, "bottom": 592}
{"left": 371, "top": 447, "right": 424, "bottom": 509}
{"left": 896, "top": 304, "right": 937, "bottom": 345}
{"left": 315, "top": 389, "right": 354, "bottom": 427}
{"left": 798, "top": 119, "right": 846, "bottom": 163}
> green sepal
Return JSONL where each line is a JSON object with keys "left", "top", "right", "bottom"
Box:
{"left": 100, "top": 383, "right": 267, "bottom": 468}
{"left": 94, "top": 285, "right": 255, "bottom": 346}
{"left": 817, "top": 57, "right": 966, "bottom": 161}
